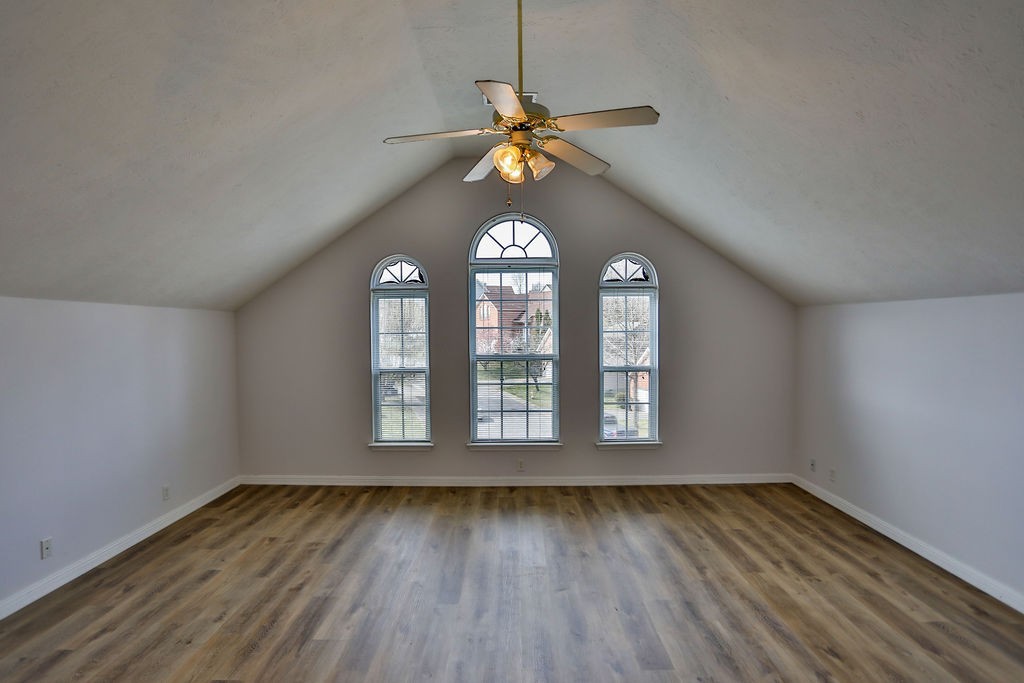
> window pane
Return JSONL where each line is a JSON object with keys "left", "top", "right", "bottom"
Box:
{"left": 526, "top": 272, "right": 552, "bottom": 292}
{"left": 523, "top": 236, "right": 552, "bottom": 258}
{"left": 379, "top": 405, "right": 427, "bottom": 441}
{"left": 601, "top": 371, "right": 650, "bottom": 439}
{"left": 476, "top": 235, "right": 503, "bottom": 259}
{"left": 626, "top": 296, "right": 650, "bottom": 331}
{"left": 527, "top": 324, "right": 550, "bottom": 353}
{"left": 603, "top": 332, "right": 627, "bottom": 366}
{"left": 474, "top": 360, "right": 555, "bottom": 440}
{"left": 378, "top": 299, "right": 404, "bottom": 333}
{"left": 476, "top": 412, "right": 503, "bottom": 439}
{"left": 603, "top": 371, "right": 628, "bottom": 403}
{"left": 377, "top": 371, "right": 428, "bottom": 441}
{"left": 514, "top": 222, "right": 539, "bottom": 247}
{"left": 526, "top": 383, "right": 552, "bottom": 409}
{"left": 476, "top": 330, "right": 498, "bottom": 355}
{"left": 602, "top": 295, "right": 626, "bottom": 331}
{"left": 500, "top": 271, "right": 524, "bottom": 294}
{"left": 402, "top": 299, "right": 426, "bottom": 332}
{"left": 379, "top": 406, "right": 404, "bottom": 439}
{"left": 489, "top": 221, "right": 515, "bottom": 248}
{"left": 402, "top": 334, "right": 427, "bottom": 367}
{"left": 399, "top": 373, "right": 427, "bottom": 404}
{"left": 379, "top": 372, "right": 426, "bottom": 404}
{"left": 476, "top": 301, "right": 496, "bottom": 327}
{"left": 476, "top": 383, "right": 504, "bottom": 413}
{"left": 378, "top": 335, "right": 402, "bottom": 368}
{"left": 502, "top": 412, "right": 528, "bottom": 440}
{"left": 527, "top": 412, "right": 553, "bottom": 439}
{"left": 626, "top": 332, "right": 650, "bottom": 366}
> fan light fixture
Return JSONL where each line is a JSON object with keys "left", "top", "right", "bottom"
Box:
{"left": 500, "top": 161, "right": 525, "bottom": 184}
{"left": 495, "top": 145, "right": 552, "bottom": 183}
{"left": 526, "top": 150, "right": 555, "bottom": 180}
{"left": 493, "top": 144, "right": 523, "bottom": 175}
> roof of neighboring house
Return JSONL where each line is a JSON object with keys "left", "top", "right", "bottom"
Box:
{"left": 482, "top": 285, "right": 528, "bottom": 328}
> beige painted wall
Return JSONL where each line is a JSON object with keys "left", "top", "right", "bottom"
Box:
{"left": 237, "top": 159, "right": 796, "bottom": 478}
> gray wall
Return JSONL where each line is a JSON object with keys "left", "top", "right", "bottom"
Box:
{"left": 0, "top": 296, "right": 239, "bottom": 611}
{"left": 237, "top": 159, "right": 797, "bottom": 479}
{"left": 797, "top": 292, "right": 1024, "bottom": 608}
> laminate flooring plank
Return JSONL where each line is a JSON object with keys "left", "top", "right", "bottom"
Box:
{"left": 553, "top": 492, "right": 647, "bottom": 681}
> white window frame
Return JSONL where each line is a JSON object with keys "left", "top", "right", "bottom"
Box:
{"left": 469, "top": 213, "right": 560, "bottom": 444}
{"left": 598, "top": 253, "right": 659, "bottom": 444}
{"left": 370, "top": 255, "right": 431, "bottom": 446}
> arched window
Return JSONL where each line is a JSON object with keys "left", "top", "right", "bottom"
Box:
{"left": 370, "top": 255, "right": 430, "bottom": 444}
{"left": 599, "top": 253, "right": 658, "bottom": 442}
{"left": 469, "top": 214, "right": 559, "bottom": 442}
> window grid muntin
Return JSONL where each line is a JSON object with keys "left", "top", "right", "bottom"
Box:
{"left": 470, "top": 214, "right": 558, "bottom": 443}
{"left": 599, "top": 253, "right": 658, "bottom": 442}
{"left": 371, "top": 255, "right": 430, "bottom": 443}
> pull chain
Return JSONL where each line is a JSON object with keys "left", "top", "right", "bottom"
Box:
{"left": 519, "top": 175, "right": 526, "bottom": 219}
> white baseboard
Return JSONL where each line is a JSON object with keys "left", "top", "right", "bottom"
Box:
{"left": 0, "top": 476, "right": 242, "bottom": 621}
{"left": 791, "top": 475, "right": 1024, "bottom": 615}
{"left": 239, "top": 473, "right": 791, "bottom": 487}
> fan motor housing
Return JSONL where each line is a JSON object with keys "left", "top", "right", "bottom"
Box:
{"left": 493, "top": 99, "right": 551, "bottom": 130}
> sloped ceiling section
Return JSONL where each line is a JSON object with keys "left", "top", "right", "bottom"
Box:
{"left": 1, "top": 1, "right": 1022, "bottom": 309}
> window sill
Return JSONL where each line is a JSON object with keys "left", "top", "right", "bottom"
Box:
{"left": 467, "top": 441, "right": 564, "bottom": 451}
{"left": 368, "top": 442, "right": 434, "bottom": 451}
{"left": 595, "top": 440, "right": 662, "bottom": 450}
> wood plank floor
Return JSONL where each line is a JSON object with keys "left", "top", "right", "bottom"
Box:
{"left": 1, "top": 484, "right": 1022, "bottom": 682}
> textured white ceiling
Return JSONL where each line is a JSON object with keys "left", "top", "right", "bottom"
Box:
{"left": 1, "top": 0, "right": 1022, "bottom": 309}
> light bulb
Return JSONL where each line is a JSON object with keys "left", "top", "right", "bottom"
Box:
{"left": 526, "top": 150, "right": 556, "bottom": 181}
{"left": 500, "top": 161, "right": 525, "bottom": 184}
{"left": 492, "top": 145, "right": 523, "bottom": 175}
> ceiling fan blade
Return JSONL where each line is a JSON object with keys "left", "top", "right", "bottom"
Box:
{"left": 383, "top": 128, "right": 496, "bottom": 144}
{"left": 476, "top": 80, "right": 527, "bottom": 122}
{"left": 547, "top": 106, "right": 660, "bottom": 132}
{"left": 536, "top": 137, "right": 610, "bottom": 175}
{"left": 463, "top": 144, "right": 504, "bottom": 182}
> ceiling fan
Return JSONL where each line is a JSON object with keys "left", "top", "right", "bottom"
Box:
{"left": 383, "top": 0, "right": 659, "bottom": 184}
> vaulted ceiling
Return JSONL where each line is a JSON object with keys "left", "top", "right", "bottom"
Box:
{"left": 2, "top": 1, "right": 1022, "bottom": 310}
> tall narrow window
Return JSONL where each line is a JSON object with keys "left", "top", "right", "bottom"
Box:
{"left": 599, "top": 253, "right": 658, "bottom": 442}
{"left": 470, "top": 214, "right": 559, "bottom": 443}
{"left": 370, "top": 255, "right": 430, "bottom": 444}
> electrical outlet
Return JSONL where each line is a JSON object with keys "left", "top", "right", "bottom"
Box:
{"left": 829, "top": 469, "right": 836, "bottom": 483}
{"left": 517, "top": 459, "right": 525, "bottom": 472}
{"left": 810, "top": 459, "right": 816, "bottom": 472}
{"left": 162, "top": 485, "right": 170, "bottom": 501}
{"left": 40, "top": 537, "right": 52, "bottom": 560}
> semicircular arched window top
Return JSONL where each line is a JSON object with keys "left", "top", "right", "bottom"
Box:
{"left": 602, "top": 254, "right": 656, "bottom": 285}
{"left": 373, "top": 257, "right": 427, "bottom": 287}
{"left": 472, "top": 215, "right": 556, "bottom": 261}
